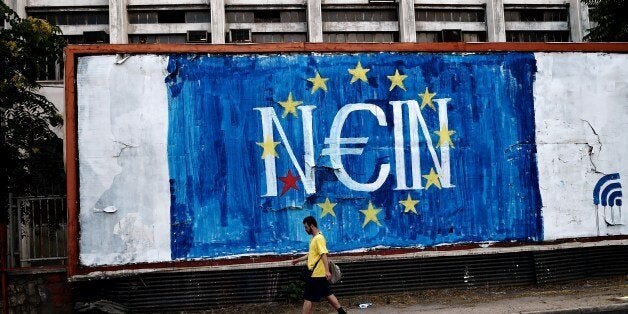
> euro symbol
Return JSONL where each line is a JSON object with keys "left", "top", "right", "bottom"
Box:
{"left": 319, "top": 103, "right": 390, "bottom": 192}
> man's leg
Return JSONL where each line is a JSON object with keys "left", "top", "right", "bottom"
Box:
{"left": 302, "top": 300, "right": 313, "bottom": 314}
{"left": 326, "top": 294, "right": 346, "bottom": 313}
{"left": 326, "top": 294, "right": 341, "bottom": 309}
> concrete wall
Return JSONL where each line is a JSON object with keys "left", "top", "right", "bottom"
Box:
{"left": 73, "top": 51, "right": 627, "bottom": 267}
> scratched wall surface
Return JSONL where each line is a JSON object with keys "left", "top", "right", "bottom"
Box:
{"left": 77, "top": 55, "right": 172, "bottom": 266}
{"left": 534, "top": 53, "right": 628, "bottom": 240}
{"left": 75, "top": 51, "right": 627, "bottom": 267}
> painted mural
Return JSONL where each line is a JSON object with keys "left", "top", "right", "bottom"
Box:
{"left": 75, "top": 51, "right": 628, "bottom": 266}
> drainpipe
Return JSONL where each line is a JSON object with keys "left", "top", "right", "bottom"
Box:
{"left": 1, "top": 223, "right": 7, "bottom": 314}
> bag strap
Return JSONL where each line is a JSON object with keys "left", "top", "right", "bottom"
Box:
{"left": 310, "top": 255, "right": 322, "bottom": 272}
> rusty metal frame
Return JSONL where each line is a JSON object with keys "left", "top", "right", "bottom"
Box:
{"left": 65, "top": 42, "right": 628, "bottom": 278}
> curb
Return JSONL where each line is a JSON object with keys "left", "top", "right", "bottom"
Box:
{"left": 522, "top": 303, "right": 628, "bottom": 314}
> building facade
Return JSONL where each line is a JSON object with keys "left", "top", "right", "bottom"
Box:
{"left": 4, "top": 0, "right": 592, "bottom": 82}
{"left": 7, "top": 0, "right": 589, "bottom": 46}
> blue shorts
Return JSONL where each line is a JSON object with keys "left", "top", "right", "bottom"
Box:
{"left": 303, "top": 277, "right": 333, "bottom": 302}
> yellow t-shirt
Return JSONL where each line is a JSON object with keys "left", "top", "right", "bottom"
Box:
{"left": 307, "top": 233, "right": 329, "bottom": 278}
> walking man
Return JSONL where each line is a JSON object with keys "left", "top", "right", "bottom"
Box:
{"left": 292, "top": 216, "right": 347, "bottom": 314}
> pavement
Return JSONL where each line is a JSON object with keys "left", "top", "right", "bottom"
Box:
{"left": 215, "top": 276, "right": 628, "bottom": 313}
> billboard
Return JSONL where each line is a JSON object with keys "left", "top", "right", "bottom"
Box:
{"left": 67, "top": 44, "right": 628, "bottom": 273}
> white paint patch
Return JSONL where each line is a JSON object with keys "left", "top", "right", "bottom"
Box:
{"left": 534, "top": 53, "right": 628, "bottom": 240}
{"left": 77, "top": 55, "right": 171, "bottom": 266}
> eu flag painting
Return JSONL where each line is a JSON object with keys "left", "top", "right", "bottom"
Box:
{"left": 165, "top": 52, "right": 542, "bottom": 260}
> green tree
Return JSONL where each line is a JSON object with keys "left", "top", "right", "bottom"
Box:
{"left": 1, "top": 3, "right": 66, "bottom": 223}
{"left": 583, "top": 0, "right": 628, "bottom": 41}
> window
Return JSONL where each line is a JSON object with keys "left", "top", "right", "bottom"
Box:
{"left": 504, "top": 6, "right": 570, "bottom": 42}
{"left": 415, "top": 9, "right": 485, "bottom": 22}
{"left": 130, "top": 10, "right": 209, "bottom": 24}
{"left": 226, "top": 9, "right": 306, "bottom": 23}
{"left": 37, "top": 57, "right": 63, "bottom": 81}
{"left": 29, "top": 11, "right": 109, "bottom": 25}
{"left": 129, "top": 12, "right": 158, "bottom": 24}
{"left": 158, "top": 11, "right": 185, "bottom": 23}
{"left": 129, "top": 34, "right": 186, "bottom": 44}
{"left": 229, "top": 29, "right": 252, "bottom": 43}
{"left": 254, "top": 11, "right": 281, "bottom": 23}
{"left": 323, "top": 32, "right": 397, "bottom": 43}
{"left": 185, "top": 11, "right": 210, "bottom": 23}
{"left": 504, "top": 9, "right": 568, "bottom": 22}
{"left": 506, "top": 31, "right": 570, "bottom": 42}
{"left": 187, "top": 31, "right": 209, "bottom": 43}
{"left": 252, "top": 33, "right": 306, "bottom": 43}
{"left": 322, "top": 9, "right": 398, "bottom": 22}
{"left": 416, "top": 31, "right": 487, "bottom": 43}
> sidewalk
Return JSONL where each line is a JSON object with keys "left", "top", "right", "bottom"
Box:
{"left": 216, "top": 276, "right": 627, "bottom": 313}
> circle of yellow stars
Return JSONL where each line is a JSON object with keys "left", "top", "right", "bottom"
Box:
{"left": 260, "top": 59, "right": 458, "bottom": 228}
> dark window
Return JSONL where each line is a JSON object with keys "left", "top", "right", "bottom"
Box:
{"left": 65, "top": 35, "right": 87, "bottom": 44}
{"left": 226, "top": 11, "right": 254, "bottom": 23}
{"left": 158, "top": 11, "right": 186, "bottom": 23}
{"left": 129, "top": 34, "right": 157, "bottom": 44}
{"left": 254, "top": 10, "right": 281, "bottom": 23}
{"left": 416, "top": 32, "right": 440, "bottom": 42}
{"left": 129, "top": 12, "right": 158, "bottom": 24}
{"left": 462, "top": 32, "right": 487, "bottom": 42}
{"left": 322, "top": 9, "right": 397, "bottom": 22}
{"left": 415, "top": 9, "right": 485, "bottom": 22}
{"left": 97, "top": 12, "right": 109, "bottom": 24}
{"left": 442, "top": 29, "right": 462, "bottom": 42}
{"left": 323, "top": 32, "right": 398, "bottom": 42}
{"left": 230, "top": 29, "right": 252, "bottom": 42}
{"left": 28, "top": 11, "right": 108, "bottom": 25}
{"left": 226, "top": 10, "right": 305, "bottom": 23}
{"left": 416, "top": 31, "right": 487, "bottom": 42}
{"left": 56, "top": 13, "right": 68, "bottom": 25}
{"left": 37, "top": 57, "right": 63, "bottom": 81}
{"left": 504, "top": 9, "right": 568, "bottom": 22}
{"left": 185, "top": 11, "right": 210, "bottom": 23}
{"left": 252, "top": 33, "right": 307, "bottom": 43}
{"left": 187, "top": 31, "right": 209, "bottom": 43}
{"left": 130, "top": 34, "right": 186, "bottom": 43}
{"left": 87, "top": 13, "right": 98, "bottom": 24}
{"left": 280, "top": 11, "right": 306, "bottom": 22}
{"left": 83, "top": 31, "right": 109, "bottom": 44}
{"left": 506, "top": 31, "right": 570, "bottom": 42}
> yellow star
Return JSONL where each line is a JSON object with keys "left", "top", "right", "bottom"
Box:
{"left": 348, "top": 61, "right": 370, "bottom": 84}
{"left": 255, "top": 136, "right": 280, "bottom": 159}
{"left": 387, "top": 69, "right": 407, "bottom": 91}
{"left": 277, "top": 92, "right": 302, "bottom": 118}
{"left": 434, "top": 124, "right": 456, "bottom": 148}
{"left": 360, "top": 202, "right": 382, "bottom": 228}
{"left": 307, "top": 71, "right": 329, "bottom": 94}
{"left": 422, "top": 168, "right": 442, "bottom": 189}
{"left": 317, "top": 198, "right": 337, "bottom": 218}
{"left": 399, "top": 194, "right": 419, "bottom": 214}
{"left": 419, "top": 87, "right": 437, "bottom": 110}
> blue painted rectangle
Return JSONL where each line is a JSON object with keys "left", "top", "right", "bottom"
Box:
{"left": 165, "top": 52, "right": 542, "bottom": 259}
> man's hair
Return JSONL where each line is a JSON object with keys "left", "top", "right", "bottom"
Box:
{"left": 303, "top": 216, "right": 317, "bottom": 227}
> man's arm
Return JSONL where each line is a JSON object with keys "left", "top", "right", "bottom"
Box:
{"left": 291, "top": 254, "right": 308, "bottom": 265}
{"left": 321, "top": 253, "right": 331, "bottom": 281}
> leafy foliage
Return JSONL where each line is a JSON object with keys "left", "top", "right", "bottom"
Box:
{"left": 582, "top": 0, "right": 628, "bottom": 41}
{"left": 1, "top": 3, "right": 66, "bottom": 222}
{"left": 280, "top": 280, "right": 305, "bottom": 303}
